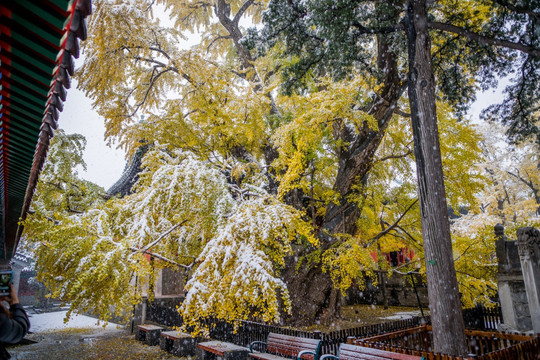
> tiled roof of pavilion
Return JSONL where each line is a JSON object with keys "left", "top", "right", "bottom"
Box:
{"left": 0, "top": 0, "right": 92, "bottom": 261}
{"left": 107, "top": 145, "right": 149, "bottom": 198}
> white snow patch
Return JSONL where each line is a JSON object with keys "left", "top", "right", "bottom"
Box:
{"left": 27, "top": 310, "right": 120, "bottom": 333}
{"left": 381, "top": 311, "right": 422, "bottom": 320}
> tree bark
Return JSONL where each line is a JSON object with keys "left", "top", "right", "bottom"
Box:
{"left": 282, "top": 254, "right": 336, "bottom": 326}
{"left": 405, "top": 0, "right": 468, "bottom": 356}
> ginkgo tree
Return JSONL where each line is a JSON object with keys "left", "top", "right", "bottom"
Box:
{"left": 24, "top": 137, "right": 316, "bottom": 328}
{"left": 22, "top": 0, "right": 505, "bottom": 339}
{"left": 261, "top": 0, "right": 538, "bottom": 354}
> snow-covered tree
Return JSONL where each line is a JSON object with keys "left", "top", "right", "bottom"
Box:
{"left": 24, "top": 142, "right": 315, "bottom": 327}
{"left": 451, "top": 122, "right": 540, "bottom": 309}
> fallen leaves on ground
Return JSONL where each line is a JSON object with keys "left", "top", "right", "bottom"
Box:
{"left": 8, "top": 328, "right": 183, "bottom": 360}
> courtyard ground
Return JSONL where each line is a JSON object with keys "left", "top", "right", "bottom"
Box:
{"left": 7, "top": 309, "right": 182, "bottom": 360}
{"left": 7, "top": 305, "right": 426, "bottom": 359}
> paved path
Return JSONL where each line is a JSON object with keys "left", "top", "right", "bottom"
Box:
{"left": 9, "top": 327, "right": 183, "bottom": 360}
{"left": 7, "top": 309, "right": 183, "bottom": 360}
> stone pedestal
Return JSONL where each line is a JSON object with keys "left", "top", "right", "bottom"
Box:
{"left": 495, "top": 224, "right": 532, "bottom": 332}
{"left": 517, "top": 227, "right": 540, "bottom": 334}
{"left": 160, "top": 331, "right": 201, "bottom": 357}
{"left": 197, "top": 341, "right": 250, "bottom": 360}
{"left": 497, "top": 275, "right": 532, "bottom": 331}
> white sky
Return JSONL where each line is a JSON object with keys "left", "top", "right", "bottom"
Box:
{"left": 59, "top": 79, "right": 127, "bottom": 190}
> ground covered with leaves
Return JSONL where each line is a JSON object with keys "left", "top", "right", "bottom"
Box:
{"left": 8, "top": 328, "right": 182, "bottom": 360}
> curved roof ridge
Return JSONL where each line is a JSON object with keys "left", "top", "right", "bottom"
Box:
{"left": 0, "top": 0, "right": 92, "bottom": 261}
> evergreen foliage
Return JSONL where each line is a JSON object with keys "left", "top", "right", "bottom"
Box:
{"left": 261, "top": 0, "right": 539, "bottom": 143}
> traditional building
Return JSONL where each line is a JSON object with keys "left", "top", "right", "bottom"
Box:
{"left": 0, "top": 0, "right": 92, "bottom": 265}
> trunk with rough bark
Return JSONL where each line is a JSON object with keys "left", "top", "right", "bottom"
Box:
{"left": 405, "top": 0, "right": 467, "bottom": 356}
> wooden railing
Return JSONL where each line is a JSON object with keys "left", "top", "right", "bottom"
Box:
{"left": 351, "top": 325, "right": 540, "bottom": 360}
{"left": 319, "top": 317, "right": 428, "bottom": 355}
{"left": 462, "top": 306, "right": 502, "bottom": 331}
{"left": 198, "top": 316, "right": 429, "bottom": 355}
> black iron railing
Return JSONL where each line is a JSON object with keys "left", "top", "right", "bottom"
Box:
{"left": 144, "top": 298, "right": 502, "bottom": 356}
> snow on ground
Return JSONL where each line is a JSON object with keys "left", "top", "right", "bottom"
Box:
{"left": 382, "top": 311, "right": 423, "bottom": 320}
{"left": 27, "top": 309, "right": 121, "bottom": 333}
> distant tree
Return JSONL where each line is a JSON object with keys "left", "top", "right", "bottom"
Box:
{"left": 450, "top": 123, "right": 540, "bottom": 308}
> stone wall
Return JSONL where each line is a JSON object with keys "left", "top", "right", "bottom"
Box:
{"left": 516, "top": 227, "right": 540, "bottom": 333}
{"left": 345, "top": 272, "right": 429, "bottom": 308}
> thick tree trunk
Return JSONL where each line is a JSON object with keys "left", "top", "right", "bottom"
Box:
{"left": 405, "top": 1, "right": 468, "bottom": 356}
{"left": 282, "top": 257, "right": 337, "bottom": 326}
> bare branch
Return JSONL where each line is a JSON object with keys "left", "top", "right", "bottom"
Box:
{"left": 392, "top": 257, "right": 424, "bottom": 273}
{"left": 453, "top": 243, "right": 474, "bottom": 263}
{"left": 394, "top": 109, "right": 411, "bottom": 118}
{"left": 507, "top": 170, "right": 533, "bottom": 190}
{"left": 144, "top": 0, "right": 156, "bottom": 12}
{"left": 206, "top": 34, "right": 233, "bottom": 52}
{"left": 149, "top": 46, "right": 171, "bottom": 59}
{"left": 366, "top": 199, "right": 419, "bottom": 246}
{"left": 233, "top": 0, "right": 256, "bottom": 26}
{"left": 125, "top": 67, "right": 173, "bottom": 117}
{"left": 130, "top": 247, "right": 193, "bottom": 269}
{"left": 377, "top": 149, "right": 414, "bottom": 162}
{"left": 394, "top": 224, "right": 423, "bottom": 251}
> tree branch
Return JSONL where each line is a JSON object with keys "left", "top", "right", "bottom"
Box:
{"left": 206, "top": 34, "right": 233, "bottom": 52}
{"left": 394, "top": 224, "right": 423, "bottom": 251}
{"left": 377, "top": 149, "right": 414, "bottom": 162}
{"left": 367, "top": 199, "right": 419, "bottom": 246}
{"left": 233, "top": 0, "right": 256, "bottom": 26}
{"left": 394, "top": 109, "right": 411, "bottom": 118}
{"left": 507, "top": 170, "right": 534, "bottom": 190}
{"left": 139, "top": 221, "right": 188, "bottom": 254}
{"left": 392, "top": 257, "right": 424, "bottom": 273}
{"left": 130, "top": 247, "right": 193, "bottom": 269}
{"left": 428, "top": 21, "right": 540, "bottom": 58}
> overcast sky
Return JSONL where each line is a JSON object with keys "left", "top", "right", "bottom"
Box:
{"left": 59, "top": 78, "right": 126, "bottom": 190}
